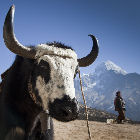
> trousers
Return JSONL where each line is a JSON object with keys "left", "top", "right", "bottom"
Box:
{"left": 117, "top": 110, "right": 125, "bottom": 123}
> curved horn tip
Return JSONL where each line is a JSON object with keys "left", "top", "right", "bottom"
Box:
{"left": 88, "top": 34, "right": 98, "bottom": 43}
{"left": 6, "top": 5, "right": 15, "bottom": 24}
{"left": 78, "top": 34, "right": 99, "bottom": 67}
{"left": 88, "top": 34, "right": 94, "bottom": 37}
{"left": 11, "top": 5, "right": 15, "bottom": 9}
{"left": 3, "top": 4, "right": 36, "bottom": 59}
{"left": 9, "top": 5, "right": 15, "bottom": 14}
{"left": 88, "top": 34, "right": 96, "bottom": 39}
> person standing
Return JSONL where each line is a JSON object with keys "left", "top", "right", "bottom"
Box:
{"left": 114, "top": 91, "right": 126, "bottom": 123}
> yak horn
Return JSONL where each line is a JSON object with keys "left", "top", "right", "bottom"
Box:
{"left": 78, "top": 34, "right": 99, "bottom": 67}
{"left": 3, "top": 5, "right": 36, "bottom": 59}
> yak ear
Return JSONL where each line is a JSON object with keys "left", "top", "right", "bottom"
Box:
{"left": 5, "top": 127, "right": 25, "bottom": 140}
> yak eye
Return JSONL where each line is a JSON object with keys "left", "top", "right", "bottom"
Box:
{"left": 39, "top": 60, "right": 49, "bottom": 69}
{"left": 35, "top": 60, "right": 50, "bottom": 83}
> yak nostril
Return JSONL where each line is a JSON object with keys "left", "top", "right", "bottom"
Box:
{"left": 61, "top": 107, "right": 72, "bottom": 117}
{"left": 62, "top": 110, "right": 68, "bottom": 117}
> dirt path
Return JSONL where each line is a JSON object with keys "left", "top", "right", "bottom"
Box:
{"left": 53, "top": 119, "right": 140, "bottom": 140}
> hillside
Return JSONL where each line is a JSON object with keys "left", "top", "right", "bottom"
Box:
{"left": 78, "top": 104, "right": 117, "bottom": 122}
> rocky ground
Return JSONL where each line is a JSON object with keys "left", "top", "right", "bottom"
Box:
{"left": 53, "top": 119, "right": 140, "bottom": 140}
{"left": 78, "top": 104, "right": 117, "bottom": 122}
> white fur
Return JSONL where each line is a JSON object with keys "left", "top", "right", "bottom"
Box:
{"left": 35, "top": 46, "right": 78, "bottom": 110}
{"left": 35, "top": 44, "right": 77, "bottom": 59}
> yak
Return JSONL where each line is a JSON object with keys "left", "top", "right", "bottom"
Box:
{"left": 0, "top": 5, "right": 99, "bottom": 140}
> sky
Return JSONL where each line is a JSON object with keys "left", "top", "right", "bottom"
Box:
{"left": 0, "top": 0, "right": 140, "bottom": 81}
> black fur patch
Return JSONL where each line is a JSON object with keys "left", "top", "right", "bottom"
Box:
{"left": 46, "top": 42, "right": 73, "bottom": 50}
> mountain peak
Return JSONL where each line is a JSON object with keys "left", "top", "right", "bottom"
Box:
{"left": 95, "top": 60, "right": 127, "bottom": 75}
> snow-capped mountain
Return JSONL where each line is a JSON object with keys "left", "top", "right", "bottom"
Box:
{"left": 75, "top": 60, "right": 140, "bottom": 121}
{"left": 95, "top": 60, "right": 127, "bottom": 75}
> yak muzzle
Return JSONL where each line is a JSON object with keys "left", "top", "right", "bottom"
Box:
{"left": 49, "top": 95, "right": 79, "bottom": 122}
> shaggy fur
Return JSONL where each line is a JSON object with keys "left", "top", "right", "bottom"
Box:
{"left": 46, "top": 41, "right": 73, "bottom": 50}
{"left": 0, "top": 56, "right": 46, "bottom": 139}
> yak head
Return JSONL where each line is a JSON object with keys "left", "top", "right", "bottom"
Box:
{"left": 3, "top": 5, "right": 99, "bottom": 122}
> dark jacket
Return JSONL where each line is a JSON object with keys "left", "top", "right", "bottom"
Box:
{"left": 114, "top": 96, "right": 125, "bottom": 111}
